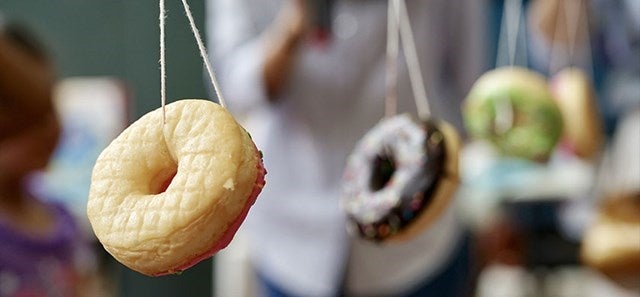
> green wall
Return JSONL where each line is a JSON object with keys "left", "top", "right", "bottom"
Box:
{"left": 0, "top": 1, "right": 212, "bottom": 296}
{"left": 1, "top": 0, "right": 211, "bottom": 119}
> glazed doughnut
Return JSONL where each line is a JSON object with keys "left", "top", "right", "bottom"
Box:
{"left": 463, "top": 67, "right": 564, "bottom": 161}
{"left": 581, "top": 193, "right": 640, "bottom": 289}
{"left": 341, "top": 114, "right": 460, "bottom": 242}
{"left": 549, "top": 67, "right": 603, "bottom": 159}
{"left": 87, "top": 99, "right": 266, "bottom": 276}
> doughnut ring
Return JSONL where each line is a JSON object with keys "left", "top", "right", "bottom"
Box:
{"left": 87, "top": 99, "right": 266, "bottom": 276}
{"left": 463, "top": 67, "right": 564, "bottom": 161}
{"left": 341, "top": 114, "right": 460, "bottom": 242}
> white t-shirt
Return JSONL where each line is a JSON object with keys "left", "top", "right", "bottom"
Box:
{"left": 207, "top": 0, "right": 486, "bottom": 295}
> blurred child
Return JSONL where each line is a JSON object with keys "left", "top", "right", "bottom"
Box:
{"left": 0, "top": 22, "right": 96, "bottom": 297}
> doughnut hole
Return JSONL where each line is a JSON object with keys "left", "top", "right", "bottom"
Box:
{"left": 149, "top": 163, "right": 178, "bottom": 195}
{"left": 369, "top": 151, "right": 396, "bottom": 192}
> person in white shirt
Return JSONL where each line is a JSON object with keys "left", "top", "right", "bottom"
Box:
{"left": 207, "top": 0, "right": 487, "bottom": 296}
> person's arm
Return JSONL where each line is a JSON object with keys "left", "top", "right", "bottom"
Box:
{"left": 262, "top": 1, "right": 306, "bottom": 100}
{"left": 207, "top": 0, "right": 306, "bottom": 115}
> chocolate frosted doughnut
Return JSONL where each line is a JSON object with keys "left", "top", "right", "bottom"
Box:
{"left": 341, "top": 114, "right": 460, "bottom": 242}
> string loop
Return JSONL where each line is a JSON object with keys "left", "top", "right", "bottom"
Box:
{"left": 385, "top": 0, "right": 400, "bottom": 118}
{"left": 548, "top": 0, "right": 593, "bottom": 76}
{"left": 496, "top": 0, "right": 525, "bottom": 68}
{"left": 159, "top": 0, "right": 228, "bottom": 124}
{"left": 385, "top": 0, "right": 432, "bottom": 120}
{"left": 159, "top": 0, "right": 167, "bottom": 123}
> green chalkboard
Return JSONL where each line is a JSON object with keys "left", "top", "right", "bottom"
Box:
{"left": 0, "top": 0, "right": 211, "bottom": 119}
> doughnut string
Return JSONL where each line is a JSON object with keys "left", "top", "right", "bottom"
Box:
{"left": 496, "top": 0, "right": 525, "bottom": 68}
{"left": 395, "top": 0, "right": 431, "bottom": 120}
{"left": 493, "top": 0, "right": 524, "bottom": 136}
{"left": 385, "top": 0, "right": 400, "bottom": 118}
{"left": 179, "top": 0, "right": 227, "bottom": 109}
{"left": 159, "top": 0, "right": 167, "bottom": 124}
{"left": 548, "top": 0, "right": 594, "bottom": 77}
{"left": 158, "top": 0, "right": 228, "bottom": 120}
{"left": 385, "top": 0, "right": 431, "bottom": 120}
{"left": 563, "top": 0, "right": 582, "bottom": 65}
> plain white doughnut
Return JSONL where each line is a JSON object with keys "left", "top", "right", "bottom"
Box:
{"left": 87, "top": 99, "right": 265, "bottom": 276}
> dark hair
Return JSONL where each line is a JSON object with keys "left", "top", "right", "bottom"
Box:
{"left": 3, "top": 22, "right": 49, "bottom": 63}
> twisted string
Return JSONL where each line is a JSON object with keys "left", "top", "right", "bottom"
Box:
{"left": 180, "top": 0, "right": 227, "bottom": 108}
{"left": 394, "top": 0, "right": 432, "bottom": 120}
{"left": 385, "top": 0, "right": 400, "bottom": 118}
{"left": 159, "top": 0, "right": 228, "bottom": 117}
{"left": 159, "top": 0, "right": 167, "bottom": 123}
{"left": 548, "top": 0, "right": 593, "bottom": 76}
{"left": 496, "top": 0, "right": 524, "bottom": 67}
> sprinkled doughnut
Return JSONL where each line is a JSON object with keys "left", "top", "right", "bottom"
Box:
{"left": 341, "top": 114, "right": 460, "bottom": 242}
{"left": 87, "top": 99, "right": 266, "bottom": 276}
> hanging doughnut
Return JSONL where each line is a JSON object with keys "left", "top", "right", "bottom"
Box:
{"left": 581, "top": 193, "right": 640, "bottom": 289}
{"left": 549, "top": 67, "right": 603, "bottom": 159}
{"left": 463, "top": 66, "right": 564, "bottom": 161}
{"left": 87, "top": 99, "right": 266, "bottom": 276}
{"left": 341, "top": 114, "right": 460, "bottom": 242}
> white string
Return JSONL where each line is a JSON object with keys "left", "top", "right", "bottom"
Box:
{"left": 548, "top": 0, "right": 575, "bottom": 74}
{"left": 548, "top": 13, "right": 559, "bottom": 74}
{"left": 519, "top": 12, "right": 529, "bottom": 68}
{"left": 564, "top": 0, "right": 582, "bottom": 65}
{"left": 179, "top": 0, "right": 227, "bottom": 108}
{"left": 496, "top": 0, "right": 524, "bottom": 67}
{"left": 507, "top": 0, "right": 523, "bottom": 66}
{"left": 566, "top": 0, "right": 594, "bottom": 77}
{"left": 548, "top": 0, "right": 594, "bottom": 77}
{"left": 580, "top": 1, "right": 594, "bottom": 78}
{"left": 395, "top": 0, "right": 431, "bottom": 120}
{"left": 159, "top": 0, "right": 167, "bottom": 123}
{"left": 385, "top": 0, "right": 400, "bottom": 118}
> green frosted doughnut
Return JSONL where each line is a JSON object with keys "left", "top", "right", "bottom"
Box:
{"left": 463, "top": 67, "right": 563, "bottom": 161}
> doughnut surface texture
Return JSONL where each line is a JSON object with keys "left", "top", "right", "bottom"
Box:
{"left": 87, "top": 99, "right": 263, "bottom": 276}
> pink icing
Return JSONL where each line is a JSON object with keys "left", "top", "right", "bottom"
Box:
{"left": 152, "top": 150, "right": 266, "bottom": 276}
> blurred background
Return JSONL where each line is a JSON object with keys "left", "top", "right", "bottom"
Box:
{"left": 0, "top": 0, "right": 637, "bottom": 296}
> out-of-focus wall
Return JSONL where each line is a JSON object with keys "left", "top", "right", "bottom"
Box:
{"left": 0, "top": 0, "right": 211, "bottom": 119}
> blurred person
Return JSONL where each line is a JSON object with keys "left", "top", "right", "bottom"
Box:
{"left": 207, "top": 0, "right": 487, "bottom": 296}
{"left": 0, "top": 21, "right": 97, "bottom": 296}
